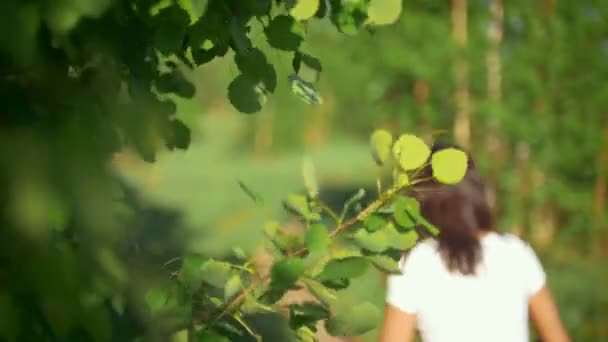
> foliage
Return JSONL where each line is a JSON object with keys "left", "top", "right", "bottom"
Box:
{"left": 145, "top": 130, "right": 467, "bottom": 340}
{"left": 0, "top": 0, "right": 408, "bottom": 341}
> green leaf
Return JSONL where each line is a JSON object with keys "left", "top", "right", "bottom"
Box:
{"left": 302, "top": 156, "right": 319, "bottom": 199}
{"left": 341, "top": 188, "right": 366, "bottom": 219}
{"left": 305, "top": 223, "right": 330, "bottom": 254}
{"left": 364, "top": 214, "right": 387, "bottom": 232}
{"left": 293, "top": 50, "right": 323, "bottom": 83}
{"left": 392, "top": 134, "right": 431, "bottom": 171}
{"left": 367, "top": 255, "right": 401, "bottom": 274}
{"left": 171, "top": 119, "right": 191, "bottom": 150}
{"left": 152, "top": 5, "right": 190, "bottom": 55}
{"left": 237, "top": 179, "right": 264, "bottom": 205}
{"left": 189, "top": 0, "right": 208, "bottom": 22}
{"left": 228, "top": 17, "right": 251, "bottom": 54}
{"left": 264, "top": 221, "right": 305, "bottom": 254}
{"left": 289, "top": 302, "right": 329, "bottom": 329}
{"left": 393, "top": 196, "right": 420, "bottom": 229}
{"left": 325, "top": 302, "right": 381, "bottom": 336}
{"left": 235, "top": 48, "right": 277, "bottom": 93}
{"left": 200, "top": 260, "right": 233, "bottom": 288}
{"left": 367, "top": 0, "right": 402, "bottom": 25}
{"left": 265, "top": 258, "right": 306, "bottom": 303}
{"left": 288, "top": 0, "right": 320, "bottom": 21}
{"left": 289, "top": 74, "right": 323, "bottom": 105}
{"left": 329, "top": 0, "right": 369, "bottom": 35}
{"left": 370, "top": 129, "right": 393, "bottom": 166}
{"left": 271, "top": 258, "right": 306, "bottom": 288}
{"left": 145, "top": 287, "right": 168, "bottom": 314}
{"left": 284, "top": 194, "right": 320, "bottom": 221}
{"left": 224, "top": 274, "right": 242, "bottom": 302}
{"left": 351, "top": 229, "right": 389, "bottom": 253}
{"left": 179, "top": 254, "right": 206, "bottom": 289}
{"left": 295, "top": 326, "right": 317, "bottom": 342}
{"left": 431, "top": 148, "right": 469, "bottom": 184}
{"left": 303, "top": 279, "right": 337, "bottom": 306}
{"left": 396, "top": 172, "right": 409, "bottom": 187}
{"left": 155, "top": 70, "right": 195, "bottom": 98}
{"left": 318, "top": 257, "right": 368, "bottom": 281}
{"left": 241, "top": 297, "right": 273, "bottom": 315}
{"left": 228, "top": 74, "right": 265, "bottom": 114}
{"left": 386, "top": 224, "right": 418, "bottom": 250}
{"left": 265, "top": 15, "right": 304, "bottom": 51}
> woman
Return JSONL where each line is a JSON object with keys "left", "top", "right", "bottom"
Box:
{"left": 379, "top": 143, "right": 570, "bottom": 342}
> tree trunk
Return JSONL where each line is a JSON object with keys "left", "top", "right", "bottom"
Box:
{"left": 484, "top": 0, "right": 504, "bottom": 212}
{"left": 451, "top": 0, "right": 471, "bottom": 149}
{"left": 592, "top": 123, "right": 608, "bottom": 257}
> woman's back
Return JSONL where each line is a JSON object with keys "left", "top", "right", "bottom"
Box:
{"left": 386, "top": 232, "right": 545, "bottom": 342}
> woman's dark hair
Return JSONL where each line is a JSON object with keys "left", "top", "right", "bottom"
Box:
{"left": 410, "top": 142, "right": 494, "bottom": 275}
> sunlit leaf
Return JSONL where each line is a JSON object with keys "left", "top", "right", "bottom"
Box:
{"left": 393, "top": 134, "right": 431, "bottom": 171}
{"left": 396, "top": 172, "right": 409, "bottom": 187}
{"left": 370, "top": 129, "right": 393, "bottom": 166}
{"left": 325, "top": 302, "right": 381, "bottom": 336}
{"left": 367, "top": 0, "right": 402, "bottom": 25}
{"left": 288, "top": 0, "right": 320, "bottom": 21}
{"left": 431, "top": 148, "right": 469, "bottom": 184}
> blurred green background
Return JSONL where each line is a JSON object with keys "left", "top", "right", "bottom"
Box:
{"left": 1, "top": 0, "right": 607, "bottom": 341}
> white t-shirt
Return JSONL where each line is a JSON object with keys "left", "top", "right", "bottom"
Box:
{"left": 386, "top": 232, "right": 546, "bottom": 342}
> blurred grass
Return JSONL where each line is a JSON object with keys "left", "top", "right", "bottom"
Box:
{"left": 119, "top": 113, "right": 377, "bottom": 257}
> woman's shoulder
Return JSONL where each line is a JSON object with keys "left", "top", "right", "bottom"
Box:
{"left": 399, "top": 237, "right": 440, "bottom": 267}
{"left": 485, "top": 232, "right": 539, "bottom": 259}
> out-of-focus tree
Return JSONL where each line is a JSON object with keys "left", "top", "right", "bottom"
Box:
{"left": 0, "top": 0, "right": 408, "bottom": 341}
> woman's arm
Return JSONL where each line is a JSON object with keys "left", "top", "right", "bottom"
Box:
{"left": 529, "top": 286, "right": 570, "bottom": 342}
{"left": 378, "top": 304, "right": 417, "bottom": 342}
